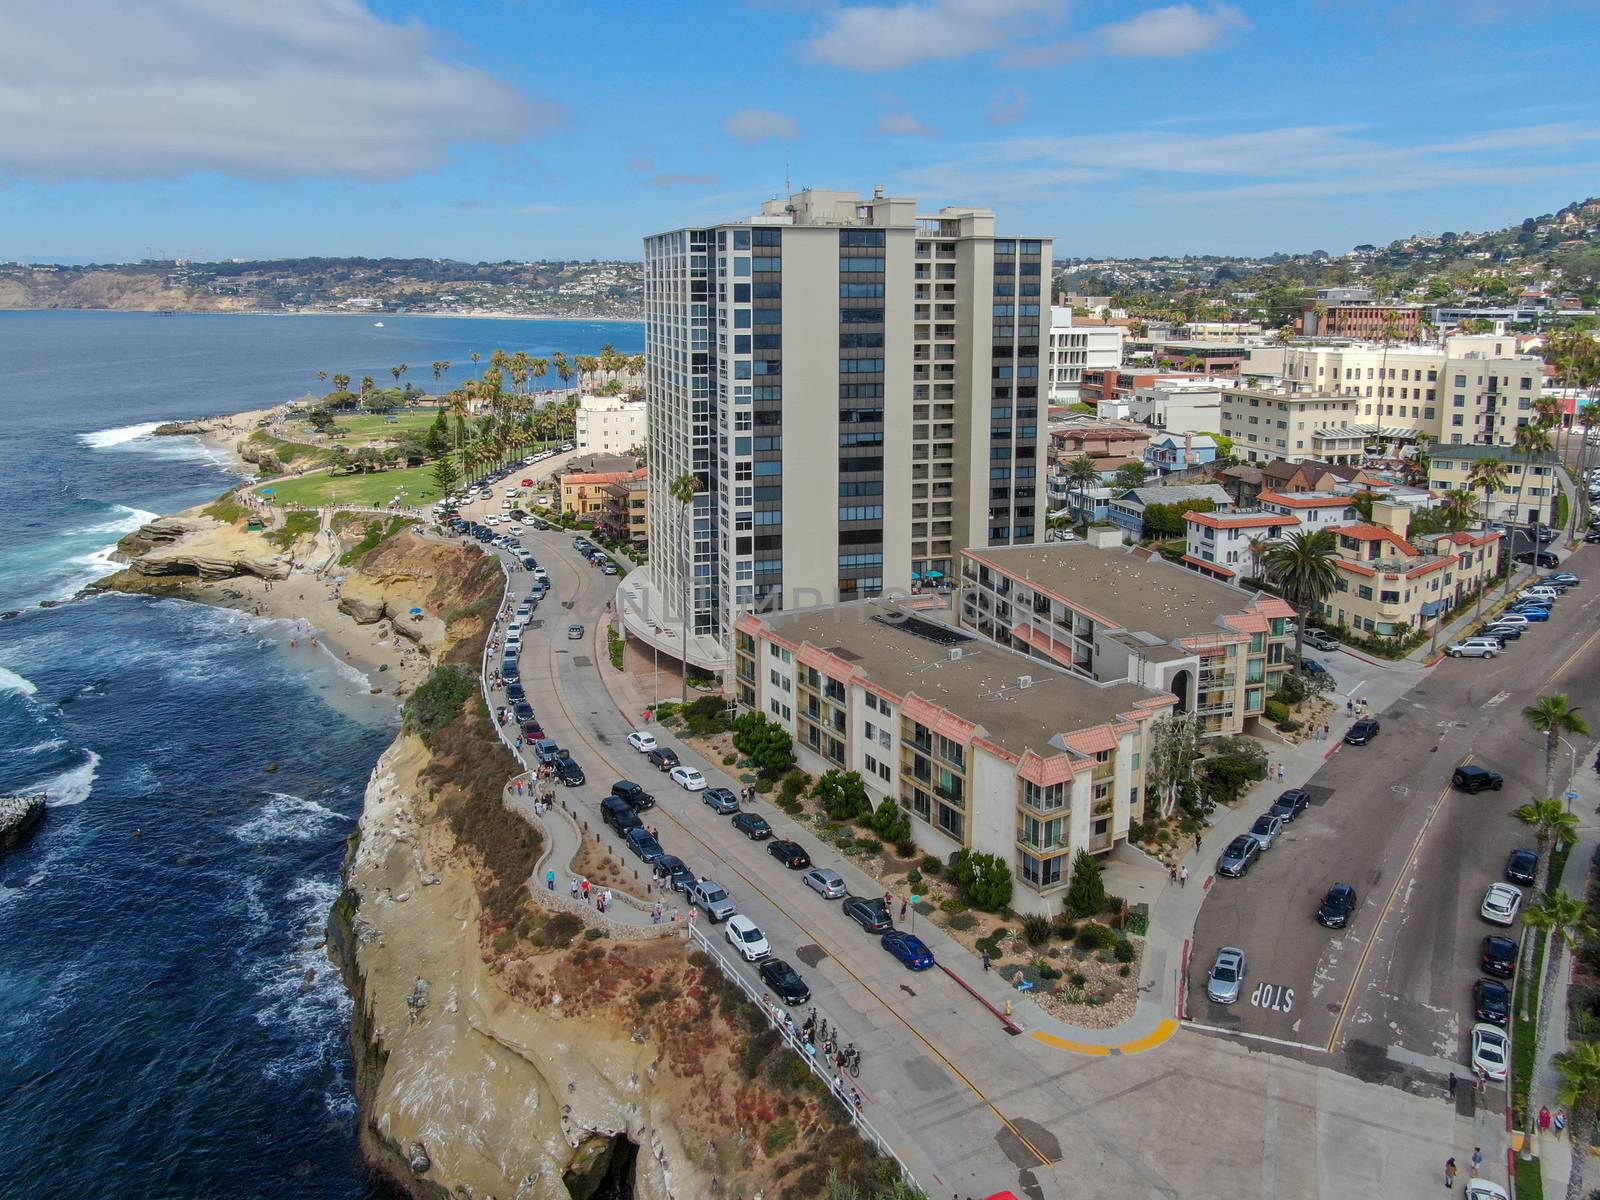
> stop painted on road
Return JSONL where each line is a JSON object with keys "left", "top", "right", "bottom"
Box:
{"left": 1251, "top": 982, "right": 1295, "bottom": 1013}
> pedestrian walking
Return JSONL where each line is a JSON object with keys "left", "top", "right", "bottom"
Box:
{"left": 1443, "top": 1158, "right": 1456, "bottom": 1189}
{"left": 1470, "top": 1148, "right": 1482, "bottom": 1178}
{"left": 570, "top": 878, "right": 578, "bottom": 899}
{"left": 546, "top": 868, "right": 555, "bottom": 891}
{"left": 1194, "top": 832, "right": 1202, "bottom": 852}
{"left": 1179, "top": 865, "right": 1189, "bottom": 887}
{"left": 603, "top": 888, "right": 613, "bottom": 912}
{"left": 899, "top": 895, "right": 908, "bottom": 919}
{"left": 1169, "top": 863, "right": 1178, "bottom": 883}
{"left": 982, "top": 950, "right": 991, "bottom": 972}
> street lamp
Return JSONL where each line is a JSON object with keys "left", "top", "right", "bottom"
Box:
{"left": 1558, "top": 735, "right": 1582, "bottom": 810}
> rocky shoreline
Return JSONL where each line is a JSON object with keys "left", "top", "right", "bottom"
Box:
{"left": 0, "top": 795, "right": 45, "bottom": 853}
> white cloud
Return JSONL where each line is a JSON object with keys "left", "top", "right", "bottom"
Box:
{"left": 987, "top": 88, "right": 1030, "bottom": 127}
{"left": 877, "top": 112, "right": 940, "bottom": 139}
{"left": 0, "top": 0, "right": 564, "bottom": 181}
{"left": 645, "top": 172, "right": 720, "bottom": 189}
{"left": 1096, "top": 4, "right": 1250, "bottom": 58}
{"left": 804, "top": 0, "right": 1063, "bottom": 71}
{"left": 449, "top": 201, "right": 575, "bottom": 216}
{"left": 722, "top": 108, "right": 802, "bottom": 145}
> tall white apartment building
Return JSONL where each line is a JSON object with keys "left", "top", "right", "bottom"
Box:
{"left": 575, "top": 394, "right": 647, "bottom": 455}
{"left": 1046, "top": 307, "right": 1124, "bottom": 403}
{"left": 637, "top": 187, "right": 1052, "bottom": 667}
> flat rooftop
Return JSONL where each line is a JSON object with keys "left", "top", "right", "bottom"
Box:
{"left": 757, "top": 599, "right": 1162, "bottom": 759}
{"left": 968, "top": 543, "right": 1269, "bottom": 644}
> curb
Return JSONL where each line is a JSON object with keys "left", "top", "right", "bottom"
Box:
{"left": 938, "top": 964, "right": 1023, "bottom": 1034}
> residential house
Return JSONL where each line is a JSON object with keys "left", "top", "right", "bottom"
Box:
{"left": 596, "top": 468, "right": 649, "bottom": 545}
{"left": 561, "top": 469, "right": 636, "bottom": 520}
{"left": 1145, "top": 432, "right": 1218, "bottom": 475}
{"left": 1107, "top": 483, "right": 1234, "bottom": 541}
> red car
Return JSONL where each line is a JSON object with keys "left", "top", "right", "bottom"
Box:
{"left": 520, "top": 719, "right": 545, "bottom": 740}
{"left": 521, "top": 478, "right": 533, "bottom": 486}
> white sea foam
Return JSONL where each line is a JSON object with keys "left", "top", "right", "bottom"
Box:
{"left": 249, "top": 874, "right": 352, "bottom": 1084}
{"left": 18, "top": 736, "right": 67, "bottom": 756}
{"left": 233, "top": 791, "right": 346, "bottom": 844}
{"left": 0, "top": 666, "right": 38, "bottom": 696}
{"left": 78, "top": 421, "right": 166, "bottom": 449}
{"left": 35, "top": 750, "right": 100, "bottom": 807}
{"left": 72, "top": 504, "right": 157, "bottom": 537}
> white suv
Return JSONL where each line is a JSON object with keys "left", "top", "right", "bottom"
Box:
{"left": 1447, "top": 638, "right": 1501, "bottom": 658}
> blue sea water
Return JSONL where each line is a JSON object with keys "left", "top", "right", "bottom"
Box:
{"left": 0, "top": 311, "right": 642, "bottom": 1198}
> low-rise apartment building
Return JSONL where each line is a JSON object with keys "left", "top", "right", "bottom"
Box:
{"left": 960, "top": 539, "right": 1295, "bottom": 738}
{"left": 1427, "top": 442, "right": 1562, "bottom": 526}
{"left": 1181, "top": 508, "right": 1299, "bottom": 580}
{"left": 1107, "top": 482, "right": 1234, "bottom": 540}
{"left": 1048, "top": 419, "right": 1151, "bottom": 474}
{"left": 575, "top": 393, "right": 647, "bottom": 456}
{"left": 596, "top": 468, "right": 649, "bottom": 545}
{"left": 1220, "top": 388, "right": 1367, "bottom": 464}
{"left": 1109, "top": 377, "right": 1233, "bottom": 435}
{"left": 560, "top": 469, "right": 636, "bottom": 520}
{"left": 733, "top": 600, "right": 1174, "bottom": 914}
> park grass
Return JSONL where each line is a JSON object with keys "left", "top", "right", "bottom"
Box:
{"left": 321, "top": 407, "right": 445, "bottom": 444}
{"left": 1514, "top": 1153, "right": 1544, "bottom": 1199}
{"left": 246, "top": 430, "right": 329, "bottom": 466}
{"left": 202, "top": 491, "right": 249, "bottom": 525}
{"left": 264, "top": 510, "right": 319, "bottom": 551}
{"left": 261, "top": 463, "right": 444, "bottom": 509}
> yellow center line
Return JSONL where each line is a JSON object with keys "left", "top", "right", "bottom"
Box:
{"left": 534, "top": 550, "right": 1055, "bottom": 1168}
{"left": 1325, "top": 760, "right": 1468, "bottom": 1053}
{"left": 1542, "top": 621, "right": 1600, "bottom": 689}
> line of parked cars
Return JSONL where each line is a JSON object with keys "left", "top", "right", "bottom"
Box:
{"left": 1449, "top": 571, "right": 1581, "bottom": 657}
{"left": 570, "top": 534, "right": 620, "bottom": 575}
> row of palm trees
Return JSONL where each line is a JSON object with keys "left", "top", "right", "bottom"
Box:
{"left": 418, "top": 345, "right": 644, "bottom": 395}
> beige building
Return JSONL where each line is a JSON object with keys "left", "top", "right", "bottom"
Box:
{"left": 560, "top": 469, "right": 634, "bottom": 520}
{"left": 597, "top": 468, "right": 649, "bottom": 545}
{"left": 733, "top": 600, "right": 1173, "bottom": 914}
{"left": 575, "top": 394, "right": 647, "bottom": 456}
{"left": 640, "top": 187, "right": 1051, "bottom": 668}
{"left": 959, "top": 536, "right": 1297, "bottom": 737}
{"left": 1427, "top": 442, "right": 1563, "bottom": 526}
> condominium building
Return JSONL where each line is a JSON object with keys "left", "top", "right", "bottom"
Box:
{"left": 639, "top": 187, "right": 1051, "bottom": 668}
{"left": 733, "top": 598, "right": 1174, "bottom": 914}
{"left": 1427, "top": 442, "right": 1562, "bottom": 526}
{"left": 960, "top": 536, "right": 1296, "bottom": 737}
{"left": 1107, "top": 377, "right": 1235, "bottom": 435}
{"left": 1046, "top": 307, "right": 1124, "bottom": 403}
{"left": 1301, "top": 299, "right": 1423, "bottom": 340}
{"left": 575, "top": 394, "right": 648, "bottom": 456}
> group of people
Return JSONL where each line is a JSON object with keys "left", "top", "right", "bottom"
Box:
{"left": 648, "top": 901, "right": 681, "bottom": 925}
{"left": 569, "top": 876, "right": 615, "bottom": 913}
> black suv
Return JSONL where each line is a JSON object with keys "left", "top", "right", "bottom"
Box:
{"left": 1505, "top": 848, "right": 1538, "bottom": 886}
{"left": 1452, "top": 764, "right": 1503, "bottom": 794}
{"left": 645, "top": 747, "right": 680, "bottom": 771}
{"left": 555, "top": 757, "right": 585, "bottom": 787}
{"left": 610, "top": 780, "right": 656, "bottom": 812}
{"left": 1473, "top": 977, "right": 1511, "bottom": 1026}
{"left": 1316, "top": 883, "right": 1358, "bottom": 929}
{"left": 1481, "top": 935, "right": 1518, "bottom": 978}
{"left": 1516, "top": 550, "right": 1560, "bottom": 569}
{"left": 601, "top": 794, "right": 643, "bottom": 836}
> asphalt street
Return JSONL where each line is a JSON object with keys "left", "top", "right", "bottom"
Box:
{"left": 1189, "top": 546, "right": 1600, "bottom": 1107}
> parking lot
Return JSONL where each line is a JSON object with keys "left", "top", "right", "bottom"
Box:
{"left": 1188, "top": 546, "right": 1600, "bottom": 1097}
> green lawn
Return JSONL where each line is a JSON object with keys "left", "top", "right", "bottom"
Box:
{"left": 259, "top": 463, "right": 444, "bottom": 509}
{"left": 323, "top": 407, "right": 445, "bottom": 443}
{"left": 1514, "top": 1153, "right": 1544, "bottom": 1200}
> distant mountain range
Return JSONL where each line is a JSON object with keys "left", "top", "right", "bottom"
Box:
{"left": 0, "top": 256, "right": 644, "bottom": 319}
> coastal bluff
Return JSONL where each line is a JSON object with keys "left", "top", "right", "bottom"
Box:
{"left": 97, "top": 509, "right": 291, "bottom": 589}
{"left": 0, "top": 795, "right": 46, "bottom": 853}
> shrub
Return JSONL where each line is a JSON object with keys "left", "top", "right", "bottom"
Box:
{"left": 920, "top": 855, "right": 943, "bottom": 877}
{"left": 682, "top": 695, "right": 733, "bottom": 737}
{"left": 606, "top": 624, "right": 625, "bottom": 670}
{"left": 894, "top": 838, "right": 917, "bottom": 859}
{"left": 1021, "top": 913, "right": 1053, "bottom": 947}
{"left": 722, "top": 752, "right": 737, "bottom": 765}
{"left": 1113, "top": 938, "right": 1136, "bottom": 963}
{"left": 1052, "top": 915, "right": 1078, "bottom": 940}
{"left": 939, "top": 896, "right": 968, "bottom": 914}
{"left": 1127, "top": 820, "right": 1147, "bottom": 844}
{"left": 545, "top": 912, "right": 584, "bottom": 948}
{"left": 403, "top": 665, "right": 476, "bottom": 745}
{"left": 904, "top": 868, "right": 921, "bottom": 886}
{"left": 975, "top": 928, "right": 1008, "bottom": 956}
{"left": 1075, "top": 922, "right": 1117, "bottom": 953}
{"left": 813, "top": 769, "right": 872, "bottom": 821}
{"left": 763, "top": 1117, "right": 798, "bottom": 1157}
{"left": 946, "top": 912, "right": 977, "bottom": 931}
{"left": 950, "top": 849, "right": 1014, "bottom": 912}
{"left": 1278, "top": 717, "right": 1302, "bottom": 733}
{"left": 1263, "top": 698, "right": 1291, "bottom": 724}
{"left": 776, "top": 797, "right": 803, "bottom": 816}
{"left": 1065, "top": 849, "right": 1107, "bottom": 919}
{"left": 856, "top": 836, "right": 882, "bottom": 854}
{"left": 779, "top": 769, "right": 809, "bottom": 801}
{"left": 1069, "top": 971, "right": 1087, "bottom": 988}
{"left": 1119, "top": 964, "right": 1131, "bottom": 977}
{"left": 868, "top": 795, "right": 912, "bottom": 843}
{"left": 731, "top": 711, "right": 796, "bottom": 776}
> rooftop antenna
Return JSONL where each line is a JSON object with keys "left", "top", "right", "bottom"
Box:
{"left": 784, "top": 148, "right": 791, "bottom": 196}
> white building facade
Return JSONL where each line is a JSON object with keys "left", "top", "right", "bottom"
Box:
{"left": 575, "top": 394, "right": 648, "bottom": 456}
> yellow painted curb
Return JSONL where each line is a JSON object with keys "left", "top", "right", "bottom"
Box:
{"left": 1031, "top": 1018, "right": 1179, "bottom": 1057}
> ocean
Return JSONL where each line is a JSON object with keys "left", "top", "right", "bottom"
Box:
{"left": 0, "top": 311, "right": 643, "bottom": 1198}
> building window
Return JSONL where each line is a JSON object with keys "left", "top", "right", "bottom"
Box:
{"left": 937, "top": 803, "right": 964, "bottom": 840}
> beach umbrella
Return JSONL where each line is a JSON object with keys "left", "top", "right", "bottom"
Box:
{"left": 925, "top": 569, "right": 944, "bottom": 579}
{"left": 910, "top": 572, "right": 921, "bottom": 580}
{"left": 261, "top": 487, "right": 275, "bottom": 494}
{"left": 409, "top": 607, "right": 423, "bottom": 615}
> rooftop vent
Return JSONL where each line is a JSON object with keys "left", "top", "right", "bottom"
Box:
{"left": 1018, "top": 675, "right": 1033, "bottom": 689}
{"left": 948, "top": 648, "right": 962, "bottom": 662}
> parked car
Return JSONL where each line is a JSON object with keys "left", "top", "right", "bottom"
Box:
{"left": 601, "top": 795, "right": 643, "bottom": 836}
{"left": 1343, "top": 718, "right": 1380, "bottom": 745}
{"left": 758, "top": 958, "right": 811, "bottom": 1005}
{"left": 1316, "top": 883, "right": 1359, "bottom": 929}
{"left": 1299, "top": 658, "right": 1330, "bottom": 677}
{"left": 1305, "top": 630, "right": 1340, "bottom": 652}
{"left": 1471, "top": 1023, "right": 1510, "bottom": 1082}
{"left": 731, "top": 811, "right": 773, "bottom": 840}
{"left": 624, "top": 827, "right": 664, "bottom": 863}
{"left": 1480, "top": 623, "right": 1522, "bottom": 641}
{"left": 1480, "top": 934, "right": 1518, "bottom": 978}
{"left": 610, "top": 780, "right": 655, "bottom": 811}
{"left": 1270, "top": 789, "right": 1311, "bottom": 823}
{"left": 1516, "top": 550, "right": 1560, "bottom": 569}
{"left": 646, "top": 747, "right": 680, "bottom": 771}
{"left": 1473, "top": 977, "right": 1511, "bottom": 1026}
{"left": 702, "top": 787, "right": 740, "bottom": 814}
{"left": 554, "top": 757, "right": 585, "bottom": 787}
{"left": 880, "top": 930, "right": 936, "bottom": 971}
{"left": 687, "top": 878, "right": 737, "bottom": 922}
{"left": 724, "top": 914, "right": 770, "bottom": 962}
{"left": 1509, "top": 606, "right": 1550, "bottom": 622}
{"left": 1217, "top": 836, "right": 1261, "bottom": 878}
{"left": 767, "top": 839, "right": 811, "bottom": 870}
{"left": 627, "top": 730, "right": 658, "bottom": 753}
{"left": 1447, "top": 638, "right": 1501, "bottom": 658}
{"left": 803, "top": 868, "right": 848, "bottom": 899}
{"left": 1546, "top": 572, "right": 1580, "bottom": 587}
{"left": 1206, "top": 946, "right": 1247, "bottom": 1004}
{"left": 1490, "top": 612, "right": 1530, "bottom": 627}
{"left": 654, "top": 854, "right": 695, "bottom": 893}
{"left": 1505, "top": 848, "right": 1538, "bottom": 886}
{"left": 842, "top": 895, "right": 893, "bottom": 933}
{"left": 533, "top": 738, "right": 561, "bottom": 765}
{"left": 669, "top": 765, "right": 707, "bottom": 792}
{"left": 520, "top": 719, "right": 545, "bottom": 741}
{"left": 1452, "top": 764, "right": 1504, "bottom": 793}
{"left": 1247, "top": 812, "right": 1285, "bottom": 851}
{"left": 511, "top": 700, "right": 534, "bottom": 723}
{"left": 1481, "top": 882, "right": 1523, "bottom": 926}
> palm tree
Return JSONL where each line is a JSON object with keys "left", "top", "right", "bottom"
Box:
{"left": 1513, "top": 797, "right": 1580, "bottom": 892}
{"left": 1523, "top": 694, "right": 1591, "bottom": 803}
{"left": 1556, "top": 1041, "right": 1600, "bottom": 1200}
{"left": 1065, "top": 455, "right": 1100, "bottom": 523}
{"left": 1246, "top": 534, "right": 1272, "bottom": 582}
{"left": 1523, "top": 889, "right": 1596, "bottom": 1155}
{"left": 531, "top": 356, "right": 549, "bottom": 391}
{"left": 1466, "top": 455, "right": 1508, "bottom": 526}
{"left": 332, "top": 373, "right": 350, "bottom": 395}
{"left": 1263, "top": 529, "right": 1340, "bottom": 664}
{"left": 1440, "top": 489, "right": 1477, "bottom": 532}
{"left": 670, "top": 471, "right": 699, "bottom": 704}
{"left": 316, "top": 369, "right": 328, "bottom": 387}
{"left": 470, "top": 351, "right": 481, "bottom": 379}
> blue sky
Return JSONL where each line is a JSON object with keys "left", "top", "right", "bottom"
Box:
{"left": 1, "top": 0, "right": 1597, "bottom": 263}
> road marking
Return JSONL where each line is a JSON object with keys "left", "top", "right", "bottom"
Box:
{"left": 1483, "top": 691, "right": 1511, "bottom": 708}
{"left": 1323, "top": 760, "right": 1466, "bottom": 1054}
{"left": 1029, "top": 1019, "right": 1179, "bottom": 1057}
{"left": 537, "top": 585, "right": 1056, "bottom": 1168}
{"left": 1181, "top": 1022, "right": 1328, "bottom": 1053}
{"left": 1543, "top": 621, "right": 1600, "bottom": 688}
{"left": 1250, "top": 982, "right": 1295, "bottom": 1013}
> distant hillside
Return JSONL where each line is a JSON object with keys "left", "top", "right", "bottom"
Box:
{"left": 0, "top": 256, "right": 644, "bottom": 319}
{"left": 1055, "top": 196, "right": 1600, "bottom": 325}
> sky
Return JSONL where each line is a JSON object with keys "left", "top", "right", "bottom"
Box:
{"left": 1, "top": 0, "right": 1598, "bottom": 264}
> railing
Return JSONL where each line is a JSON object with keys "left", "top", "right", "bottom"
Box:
{"left": 685, "top": 924, "right": 917, "bottom": 1185}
